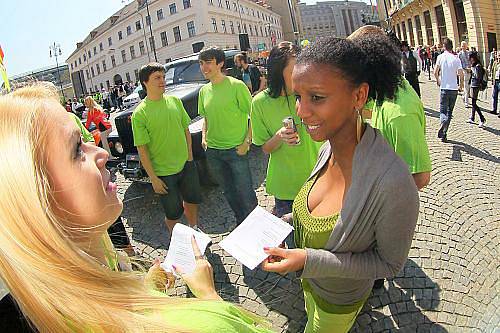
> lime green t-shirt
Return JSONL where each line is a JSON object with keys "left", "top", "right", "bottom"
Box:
{"left": 251, "top": 90, "right": 322, "bottom": 200}
{"left": 198, "top": 76, "right": 252, "bottom": 149}
{"left": 370, "top": 79, "right": 432, "bottom": 174}
{"left": 131, "top": 95, "right": 191, "bottom": 176}
{"left": 70, "top": 113, "right": 95, "bottom": 143}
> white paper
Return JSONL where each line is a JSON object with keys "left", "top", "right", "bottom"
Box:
{"left": 160, "top": 224, "right": 212, "bottom": 276}
{"left": 219, "top": 206, "right": 294, "bottom": 270}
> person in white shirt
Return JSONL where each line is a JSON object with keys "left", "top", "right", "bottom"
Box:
{"left": 434, "top": 38, "right": 464, "bottom": 142}
{"left": 458, "top": 41, "right": 471, "bottom": 108}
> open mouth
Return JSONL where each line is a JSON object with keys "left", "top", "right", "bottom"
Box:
{"left": 103, "top": 171, "right": 117, "bottom": 193}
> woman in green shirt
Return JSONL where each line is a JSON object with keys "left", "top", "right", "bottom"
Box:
{"left": 0, "top": 83, "right": 272, "bottom": 332}
{"left": 251, "top": 42, "right": 322, "bottom": 218}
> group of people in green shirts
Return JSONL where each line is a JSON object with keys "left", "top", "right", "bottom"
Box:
{"left": 128, "top": 24, "right": 431, "bottom": 333}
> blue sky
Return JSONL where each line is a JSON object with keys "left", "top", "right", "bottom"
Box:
{"left": 1, "top": 0, "right": 372, "bottom": 77}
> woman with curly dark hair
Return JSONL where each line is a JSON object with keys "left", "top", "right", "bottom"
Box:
{"left": 261, "top": 37, "right": 420, "bottom": 332}
{"left": 467, "top": 52, "right": 487, "bottom": 127}
{"left": 250, "top": 42, "right": 322, "bottom": 218}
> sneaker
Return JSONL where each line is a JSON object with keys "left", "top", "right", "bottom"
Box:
{"left": 437, "top": 128, "right": 444, "bottom": 138}
{"left": 466, "top": 119, "right": 475, "bottom": 124}
{"left": 479, "top": 121, "right": 485, "bottom": 128}
{"left": 373, "top": 279, "right": 385, "bottom": 289}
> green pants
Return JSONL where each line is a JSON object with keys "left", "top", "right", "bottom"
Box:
{"left": 303, "top": 288, "right": 367, "bottom": 333}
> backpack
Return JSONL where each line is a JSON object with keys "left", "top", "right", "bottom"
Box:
{"left": 478, "top": 66, "right": 488, "bottom": 91}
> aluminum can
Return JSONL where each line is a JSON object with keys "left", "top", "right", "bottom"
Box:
{"left": 283, "top": 116, "right": 301, "bottom": 145}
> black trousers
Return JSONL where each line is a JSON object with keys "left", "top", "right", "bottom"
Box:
{"left": 405, "top": 73, "right": 421, "bottom": 97}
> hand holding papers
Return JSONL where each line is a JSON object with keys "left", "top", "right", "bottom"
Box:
{"left": 160, "top": 224, "right": 212, "bottom": 276}
{"left": 219, "top": 206, "right": 294, "bottom": 270}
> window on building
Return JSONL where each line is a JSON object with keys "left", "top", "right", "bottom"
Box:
{"left": 86, "top": 69, "right": 90, "bottom": 79}
{"left": 237, "top": 22, "right": 241, "bottom": 33}
{"left": 79, "top": 57, "right": 82, "bottom": 65}
{"left": 93, "top": 46, "right": 97, "bottom": 55}
{"left": 88, "top": 50, "right": 91, "bottom": 59}
{"left": 161, "top": 31, "right": 168, "bottom": 46}
{"left": 149, "top": 36, "right": 155, "bottom": 50}
{"left": 211, "top": 18, "right": 218, "bottom": 32}
{"left": 126, "top": 72, "right": 131, "bottom": 82}
{"left": 100, "top": 83, "right": 104, "bottom": 90}
{"left": 139, "top": 41, "right": 145, "bottom": 55}
{"left": 249, "top": 25, "right": 253, "bottom": 36}
{"left": 130, "top": 45, "right": 135, "bottom": 59}
{"left": 230, "top": 21, "right": 235, "bottom": 34}
{"left": 423, "top": 10, "right": 434, "bottom": 46}
{"left": 102, "top": 60, "right": 107, "bottom": 72}
{"left": 70, "top": 63, "right": 73, "bottom": 70}
{"left": 226, "top": 0, "right": 230, "bottom": 9}
{"left": 209, "top": 0, "right": 213, "bottom": 5}
{"left": 96, "top": 63, "right": 101, "bottom": 74}
{"left": 108, "top": 37, "right": 112, "bottom": 46}
{"left": 396, "top": 24, "right": 401, "bottom": 40}
{"left": 74, "top": 60, "right": 77, "bottom": 68}
{"left": 415, "top": 15, "right": 424, "bottom": 45}
{"left": 183, "top": 0, "right": 191, "bottom": 9}
{"left": 99, "top": 42, "right": 103, "bottom": 51}
{"left": 243, "top": 23, "right": 247, "bottom": 34}
{"left": 260, "top": 26, "right": 263, "bottom": 37}
{"left": 255, "top": 25, "right": 258, "bottom": 36}
{"left": 127, "top": 25, "right": 132, "bottom": 35}
{"left": 136, "top": 20, "right": 142, "bottom": 30}
{"left": 173, "top": 26, "right": 182, "bottom": 42}
{"left": 111, "top": 55, "right": 116, "bottom": 67}
{"left": 157, "top": 9, "right": 164, "bottom": 20}
{"left": 134, "top": 69, "right": 139, "bottom": 81}
{"left": 453, "top": 0, "right": 468, "bottom": 43}
{"left": 121, "top": 49, "right": 126, "bottom": 63}
{"left": 187, "top": 21, "right": 196, "bottom": 37}
{"left": 146, "top": 15, "right": 151, "bottom": 26}
{"left": 218, "top": 0, "right": 222, "bottom": 7}
{"left": 435, "top": 4, "right": 447, "bottom": 42}
{"left": 91, "top": 67, "right": 95, "bottom": 77}
{"left": 221, "top": 20, "right": 226, "bottom": 33}
{"left": 232, "top": 2, "right": 237, "bottom": 11}
{"left": 408, "top": 19, "right": 415, "bottom": 46}
{"left": 169, "top": 3, "right": 177, "bottom": 14}
{"left": 118, "top": 31, "right": 123, "bottom": 40}
{"left": 401, "top": 21, "right": 408, "bottom": 42}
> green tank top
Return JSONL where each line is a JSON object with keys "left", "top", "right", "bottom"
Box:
{"left": 293, "top": 173, "right": 366, "bottom": 313}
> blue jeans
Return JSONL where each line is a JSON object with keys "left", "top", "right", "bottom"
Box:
{"left": 493, "top": 80, "right": 500, "bottom": 114}
{"left": 439, "top": 89, "right": 458, "bottom": 137}
{"left": 206, "top": 148, "right": 257, "bottom": 223}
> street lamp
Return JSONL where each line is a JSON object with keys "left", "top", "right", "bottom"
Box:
{"left": 137, "top": 0, "right": 157, "bottom": 62}
{"left": 49, "top": 42, "right": 65, "bottom": 100}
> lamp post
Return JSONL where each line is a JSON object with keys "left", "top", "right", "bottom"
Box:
{"left": 49, "top": 42, "right": 65, "bottom": 100}
{"left": 137, "top": 0, "right": 157, "bottom": 62}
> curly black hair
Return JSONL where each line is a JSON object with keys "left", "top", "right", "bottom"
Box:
{"left": 296, "top": 36, "right": 401, "bottom": 106}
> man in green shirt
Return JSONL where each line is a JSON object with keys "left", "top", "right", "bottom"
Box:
{"left": 198, "top": 47, "right": 257, "bottom": 224}
{"left": 132, "top": 63, "right": 201, "bottom": 235}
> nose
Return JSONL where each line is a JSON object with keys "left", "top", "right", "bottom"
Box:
{"left": 296, "top": 98, "right": 312, "bottom": 121}
{"left": 92, "top": 144, "right": 109, "bottom": 169}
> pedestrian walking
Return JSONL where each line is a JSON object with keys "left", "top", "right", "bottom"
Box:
{"left": 467, "top": 52, "right": 487, "bottom": 127}
{"left": 261, "top": 37, "right": 419, "bottom": 333}
{"left": 198, "top": 47, "right": 258, "bottom": 224}
{"left": 458, "top": 41, "right": 471, "bottom": 108}
{"left": 401, "top": 41, "right": 421, "bottom": 97}
{"left": 434, "top": 38, "right": 464, "bottom": 142}
{"left": 491, "top": 52, "right": 500, "bottom": 116}
{"left": 235, "top": 53, "right": 266, "bottom": 96}
{"left": 132, "top": 63, "right": 201, "bottom": 235}
{"left": 250, "top": 41, "right": 322, "bottom": 218}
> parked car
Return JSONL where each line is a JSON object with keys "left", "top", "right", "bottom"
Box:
{"left": 106, "top": 49, "right": 241, "bottom": 182}
{"left": 122, "top": 85, "right": 145, "bottom": 110}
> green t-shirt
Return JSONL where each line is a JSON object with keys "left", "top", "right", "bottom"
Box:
{"left": 131, "top": 95, "right": 191, "bottom": 176}
{"left": 370, "top": 79, "right": 432, "bottom": 174}
{"left": 70, "top": 113, "right": 95, "bottom": 143}
{"left": 251, "top": 90, "right": 322, "bottom": 200}
{"left": 198, "top": 76, "right": 252, "bottom": 149}
{"left": 159, "top": 299, "right": 274, "bottom": 332}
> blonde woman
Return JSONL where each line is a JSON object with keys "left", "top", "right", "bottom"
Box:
{"left": 0, "top": 83, "right": 273, "bottom": 332}
{"left": 84, "top": 95, "right": 112, "bottom": 155}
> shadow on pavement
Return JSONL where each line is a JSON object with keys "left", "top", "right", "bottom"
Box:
{"left": 481, "top": 125, "right": 500, "bottom": 136}
{"left": 446, "top": 139, "right": 500, "bottom": 163}
{"left": 424, "top": 107, "right": 440, "bottom": 119}
{"left": 352, "top": 259, "right": 447, "bottom": 332}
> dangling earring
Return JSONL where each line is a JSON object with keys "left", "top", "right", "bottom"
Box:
{"left": 356, "top": 108, "right": 363, "bottom": 144}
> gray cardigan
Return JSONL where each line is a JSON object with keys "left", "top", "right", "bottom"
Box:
{"left": 298, "top": 125, "right": 419, "bottom": 305}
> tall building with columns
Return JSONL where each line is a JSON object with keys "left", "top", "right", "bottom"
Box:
{"left": 377, "top": 0, "right": 499, "bottom": 60}
{"left": 66, "top": 0, "right": 283, "bottom": 95}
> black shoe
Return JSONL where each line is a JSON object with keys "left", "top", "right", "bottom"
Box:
{"left": 441, "top": 134, "right": 447, "bottom": 142}
{"left": 437, "top": 128, "right": 444, "bottom": 139}
{"left": 373, "top": 279, "right": 385, "bottom": 289}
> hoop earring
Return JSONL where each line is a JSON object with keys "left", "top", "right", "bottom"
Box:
{"left": 356, "top": 108, "right": 363, "bottom": 144}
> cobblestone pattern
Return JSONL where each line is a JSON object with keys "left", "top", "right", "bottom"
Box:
{"left": 116, "top": 76, "right": 499, "bottom": 333}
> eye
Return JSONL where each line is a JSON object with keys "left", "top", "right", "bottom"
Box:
{"left": 311, "top": 95, "right": 324, "bottom": 102}
{"left": 74, "top": 137, "right": 83, "bottom": 159}
{"left": 295, "top": 94, "right": 301, "bottom": 102}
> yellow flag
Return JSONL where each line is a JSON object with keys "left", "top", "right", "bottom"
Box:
{"left": 0, "top": 63, "right": 10, "bottom": 92}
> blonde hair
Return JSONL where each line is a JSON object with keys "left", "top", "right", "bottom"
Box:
{"left": 84, "top": 95, "right": 104, "bottom": 114}
{"left": 0, "top": 83, "right": 195, "bottom": 332}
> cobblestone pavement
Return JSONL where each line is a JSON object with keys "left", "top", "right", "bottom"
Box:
{"left": 115, "top": 75, "right": 499, "bottom": 333}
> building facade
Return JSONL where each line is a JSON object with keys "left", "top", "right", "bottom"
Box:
{"left": 298, "top": 1, "right": 374, "bottom": 41}
{"left": 379, "top": 0, "right": 499, "bottom": 60}
{"left": 66, "top": 0, "right": 283, "bottom": 95}
{"left": 265, "top": 0, "right": 304, "bottom": 44}
{"left": 10, "top": 64, "right": 74, "bottom": 100}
